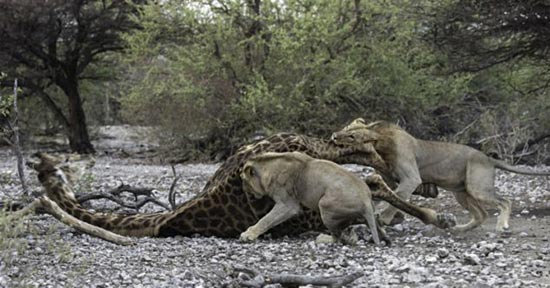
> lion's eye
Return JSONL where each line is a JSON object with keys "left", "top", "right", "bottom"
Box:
{"left": 347, "top": 134, "right": 355, "bottom": 140}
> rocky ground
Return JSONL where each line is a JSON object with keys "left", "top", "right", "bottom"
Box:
{"left": 1, "top": 128, "right": 550, "bottom": 287}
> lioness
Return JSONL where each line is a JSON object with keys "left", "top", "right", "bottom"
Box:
{"left": 239, "top": 151, "right": 384, "bottom": 245}
{"left": 331, "top": 118, "right": 550, "bottom": 232}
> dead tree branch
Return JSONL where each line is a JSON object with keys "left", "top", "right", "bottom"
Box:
{"left": 233, "top": 265, "right": 363, "bottom": 287}
{"left": 3, "top": 182, "right": 172, "bottom": 214}
{"left": 6, "top": 197, "right": 134, "bottom": 245}
{"left": 76, "top": 183, "right": 171, "bottom": 211}
{"left": 168, "top": 164, "right": 181, "bottom": 210}
{"left": 11, "top": 78, "right": 28, "bottom": 195}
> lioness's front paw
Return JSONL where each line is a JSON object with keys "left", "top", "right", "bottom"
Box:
{"left": 436, "top": 213, "right": 457, "bottom": 229}
{"left": 239, "top": 231, "right": 259, "bottom": 242}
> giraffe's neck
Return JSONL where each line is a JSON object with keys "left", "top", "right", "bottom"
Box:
{"left": 301, "top": 136, "right": 377, "bottom": 166}
{"left": 303, "top": 137, "right": 354, "bottom": 160}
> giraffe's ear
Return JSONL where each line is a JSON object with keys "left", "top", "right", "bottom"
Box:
{"left": 352, "top": 118, "right": 366, "bottom": 125}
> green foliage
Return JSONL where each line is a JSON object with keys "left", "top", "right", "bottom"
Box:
{"left": 0, "top": 210, "right": 74, "bottom": 286}
{"left": 120, "top": 0, "right": 475, "bottom": 156}
{"left": 101, "top": 0, "right": 550, "bottom": 163}
{"left": 0, "top": 73, "right": 11, "bottom": 118}
{"left": 0, "top": 211, "right": 28, "bottom": 266}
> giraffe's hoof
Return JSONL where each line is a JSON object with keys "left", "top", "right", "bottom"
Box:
{"left": 436, "top": 213, "right": 457, "bottom": 229}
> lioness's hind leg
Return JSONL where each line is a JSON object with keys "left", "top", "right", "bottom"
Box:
{"left": 496, "top": 197, "right": 512, "bottom": 231}
{"left": 484, "top": 196, "right": 511, "bottom": 232}
{"left": 319, "top": 199, "right": 345, "bottom": 237}
{"left": 319, "top": 197, "right": 358, "bottom": 244}
{"left": 362, "top": 199, "right": 381, "bottom": 245}
{"left": 465, "top": 162, "right": 510, "bottom": 232}
{"left": 451, "top": 192, "right": 488, "bottom": 232}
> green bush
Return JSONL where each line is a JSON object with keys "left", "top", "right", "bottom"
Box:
{"left": 118, "top": 0, "right": 550, "bottom": 163}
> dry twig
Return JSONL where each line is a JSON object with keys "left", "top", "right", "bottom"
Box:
{"left": 76, "top": 183, "right": 171, "bottom": 211}
{"left": 233, "top": 265, "right": 363, "bottom": 287}
{"left": 168, "top": 164, "right": 181, "bottom": 209}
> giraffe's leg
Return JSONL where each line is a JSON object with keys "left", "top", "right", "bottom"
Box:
{"left": 367, "top": 174, "right": 456, "bottom": 229}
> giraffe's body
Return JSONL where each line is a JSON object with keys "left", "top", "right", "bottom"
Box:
{"left": 31, "top": 133, "right": 454, "bottom": 238}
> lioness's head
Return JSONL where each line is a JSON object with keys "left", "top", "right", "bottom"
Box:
{"left": 331, "top": 118, "right": 381, "bottom": 146}
{"left": 331, "top": 118, "right": 401, "bottom": 146}
{"left": 241, "top": 152, "right": 310, "bottom": 199}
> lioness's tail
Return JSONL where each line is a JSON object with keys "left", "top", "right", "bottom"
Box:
{"left": 363, "top": 200, "right": 381, "bottom": 245}
{"left": 491, "top": 158, "right": 550, "bottom": 176}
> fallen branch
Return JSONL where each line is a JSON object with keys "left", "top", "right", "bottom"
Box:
{"left": 39, "top": 196, "right": 134, "bottom": 245}
{"left": 233, "top": 265, "right": 363, "bottom": 288}
{"left": 38, "top": 196, "right": 134, "bottom": 245}
{"left": 6, "top": 196, "right": 134, "bottom": 245}
{"left": 4, "top": 183, "right": 172, "bottom": 214}
{"left": 76, "top": 183, "right": 171, "bottom": 211}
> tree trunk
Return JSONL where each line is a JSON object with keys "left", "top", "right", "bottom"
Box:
{"left": 64, "top": 80, "right": 95, "bottom": 154}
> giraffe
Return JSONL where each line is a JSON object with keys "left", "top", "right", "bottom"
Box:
{"left": 29, "top": 133, "right": 456, "bottom": 238}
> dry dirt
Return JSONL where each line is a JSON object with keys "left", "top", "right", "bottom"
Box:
{"left": 0, "top": 128, "right": 549, "bottom": 287}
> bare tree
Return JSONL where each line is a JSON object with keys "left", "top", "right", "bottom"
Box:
{"left": 0, "top": 0, "right": 142, "bottom": 153}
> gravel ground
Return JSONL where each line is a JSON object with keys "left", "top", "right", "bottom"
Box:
{"left": 1, "top": 134, "right": 550, "bottom": 287}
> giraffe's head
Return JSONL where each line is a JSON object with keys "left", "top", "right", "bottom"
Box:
{"left": 28, "top": 153, "right": 88, "bottom": 185}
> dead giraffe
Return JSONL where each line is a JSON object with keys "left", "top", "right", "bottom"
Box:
{"left": 29, "top": 133, "right": 454, "bottom": 238}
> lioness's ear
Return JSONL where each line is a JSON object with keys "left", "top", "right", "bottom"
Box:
{"left": 259, "top": 157, "right": 296, "bottom": 194}
{"left": 259, "top": 167, "right": 274, "bottom": 192}
{"left": 273, "top": 156, "right": 301, "bottom": 187}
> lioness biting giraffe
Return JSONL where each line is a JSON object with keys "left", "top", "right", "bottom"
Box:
{"left": 239, "top": 151, "right": 385, "bottom": 245}
{"left": 332, "top": 118, "right": 550, "bottom": 232}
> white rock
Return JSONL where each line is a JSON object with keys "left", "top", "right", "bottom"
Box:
{"left": 315, "top": 233, "right": 336, "bottom": 244}
{"left": 425, "top": 256, "right": 438, "bottom": 263}
{"left": 437, "top": 248, "right": 450, "bottom": 259}
{"left": 464, "top": 254, "right": 481, "bottom": 265}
